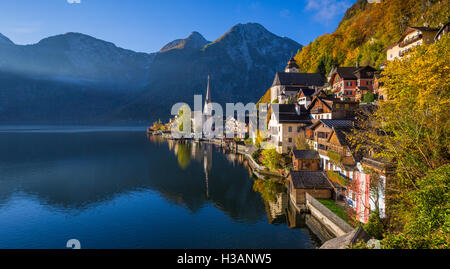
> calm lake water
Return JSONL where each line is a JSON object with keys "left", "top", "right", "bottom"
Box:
{"left": 0, "top": 127, "right": 319, "bottom": 249}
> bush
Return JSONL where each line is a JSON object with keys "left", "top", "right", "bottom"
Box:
{"left": 362, "top": 92, "right": 375, "bottom": 103}
{"left": 261, "top": 149, "right": 282, "bottom": 171}
{"left": 327, "top": 170, "right": 348, "bottom": 186}
{"left": 364, "top": 210, "right": 384, "bottom": 240}
{"left": 327, "top": 151, "right": 342, "bottom": 163}
{"left": 252, "top": 150, "right": 261, "bottom": 164}
{"left": 244, "top": 138, "right": 253, "bottom": 145}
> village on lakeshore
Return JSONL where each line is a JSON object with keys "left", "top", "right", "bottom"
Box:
{"left": 148, "top": 22, "right": 449, "bottom": 249}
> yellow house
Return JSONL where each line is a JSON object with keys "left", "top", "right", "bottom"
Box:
{"left": 386, "top": 27, "right": 439, "bottom": 61}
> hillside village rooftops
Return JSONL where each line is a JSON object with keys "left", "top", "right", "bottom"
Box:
{"left": 293, "top": 150, "right": 320, "bottom": 160}
{"left": 289, "top": 170, "right": 333, "bottom": 189}
{"left": 329, "top": 66, "right": 377, "bottom": 81}
{"left": 272, "top": 72, "right": 325, "bottom": 87}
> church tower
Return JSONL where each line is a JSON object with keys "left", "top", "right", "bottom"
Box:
{"left": 203, "top": 75, "right": 214, "bottom": 137}
{"left": 203, "top": 75, "right": 212, "bottom": 116}
{"left": 285, "top": 57, "right": 299, "bottom": 73}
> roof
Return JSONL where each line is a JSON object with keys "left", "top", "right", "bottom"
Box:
{"left": 272, "top": 72, "right": 325, "bottom": 87}
{"left": 272, "top": 104, "right": 311, "bottom": 124}
{"left": 329, "top": 66, "right": 377, "bottom": 81}
{"left": 286, "top": 57, "right": 299, "bottom": 69}
{"left": 298, "top": 87, "right": 316, "bottom": 97}
{"left": 388, "top": 26, "right": 440, "bottom": 49}
{"left": 284, "top": 86, "right": 303, "bottom": 92}
{"left": 320, "top": 227, "right": 371, "bottom": 249}
{"left": 289, "top": 170, "right": 333, "bottom": 189}
{"left": 320, "top": 119, "right": 354, "bottom": 129}
{"left": 293, "top": 150, "right": 320, "bottom": 160}
{"left": 332, "top": 128, "right": 352, "bottom": 146}
{"left": 435, "top": 22, "right": 450, "bottom": 40}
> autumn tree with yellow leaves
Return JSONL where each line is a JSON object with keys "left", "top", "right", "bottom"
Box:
{"left": 351, "top": 36, "right": 449, "bottom": 249}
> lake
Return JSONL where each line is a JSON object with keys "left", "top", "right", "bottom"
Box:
{"left": 0, "top": 127, "right": 319, "bottom": 249}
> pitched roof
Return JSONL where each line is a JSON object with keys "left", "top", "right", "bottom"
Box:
{"left": 289, "top": 170, "right": 333, "bottom": 189}
{"left": 320, "top": 119, "right": 354, "bottom": 129}
{"left": 293, "top": 150, "right": 320, "bottom": 160}
{"left": 320, "top": 227, "right": 371, "bottom": 249}
{"left": 298, "top": 87, "right": 316, "bottom": 97}
{"left": 272, "top": 72, "right": 325, "bottom": 87}
{"left": 272, "top": 104, "right": 311, "bottom": 124}
{"left": 335, "top": 67, "right": 359, "bottom": 80}
{"left": 286, "top": 57, "right": 299, "bottom": 69}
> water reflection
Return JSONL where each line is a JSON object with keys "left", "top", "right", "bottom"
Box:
{"left": 0, "top": 131, "right": 322, "bottom": 248}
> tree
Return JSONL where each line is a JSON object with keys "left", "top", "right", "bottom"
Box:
{"left": 261, "top": 149, "right": 282, "bottom": 171}
{"left": 295, "top": 132, "right": 311, "bottom": 150}
{"left": 351, "top": 36, "right": 450, "bottom": 248}
{"left": 362, "top": 92, "right": 375, "bottom": 103}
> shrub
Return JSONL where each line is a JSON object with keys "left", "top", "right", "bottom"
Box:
{"left": 327, "top": 151, "right": 342, "bottom": 163}
{"left": 364, "top": 210, "right": 384, "bottom": 240}
{"left": 362, "top": 92, "right": 375, "bottom": 103}
{"left": 261, "top": 149, "right": 282, "bottom": 171}
{"left": 327, "top": 170, "right": 348, "bottom": 186}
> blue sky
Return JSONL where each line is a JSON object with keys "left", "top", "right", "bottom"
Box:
{"left": 0, "top": 0, "right": 356, "bottom": 53}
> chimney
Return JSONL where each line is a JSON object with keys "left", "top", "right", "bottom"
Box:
{"left": 356, "top": 61, "right": 359, "bottom": 68}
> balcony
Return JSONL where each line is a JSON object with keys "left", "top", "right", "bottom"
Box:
{"left": 399, "top": 34, "right": 422, "bottom": 48}
{"left": 311, "top": 108, "right": 324, "bottom": 114}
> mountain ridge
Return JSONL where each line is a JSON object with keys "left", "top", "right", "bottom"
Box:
{"left": 0, "top": 22, "right": 302, "bottom": 123}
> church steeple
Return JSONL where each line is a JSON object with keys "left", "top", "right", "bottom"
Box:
{"left": 285, "top": 57, "right": 299, "bottom": 73}
{"left": 204, "top": 75, "right": 212, "bottom": 115}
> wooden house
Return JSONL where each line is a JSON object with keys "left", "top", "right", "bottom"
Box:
{"left": 288, "top": 170, "right": 334, "bottom": 205}
{"left": 292, "top": 150, "right": 321, "bottom": 171}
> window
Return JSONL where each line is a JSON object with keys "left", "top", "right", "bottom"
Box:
{"left": 288, "top": 138, "right": 292, "bottom": 143}
{"left": 297, "top": 127, "right": 301, "bottom": 132}
{"left": 288, "top": 127, "right": 292, "bottom": 132}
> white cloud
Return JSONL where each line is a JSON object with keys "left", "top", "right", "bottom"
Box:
{"left": 67, "top": 0, "right": 81, "bottom": 4}
{"left": 305, "top": 0, "right": 352, "bottom": 25}
{"left": 279, "top": 9, "right": 292, "bottom": 19}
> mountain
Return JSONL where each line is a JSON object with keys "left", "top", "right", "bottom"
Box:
{"left": 159, "top": 31, "right": 209, "bottom": 53}
{"left": 0, "top": 23, "right": 302, "bottom": 124}
{"left": 0, "top": 33, "right": 13, "bottom": 45}
{"left": 294, "top": 0, "right": 449, "bottom": 75}
{"left": 111, "top": 23, "right": 302, "bottom": 121}
{"left": 0, "top": 32, "right": 155, "bottom": 87}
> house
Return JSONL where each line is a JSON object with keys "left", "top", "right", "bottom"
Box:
{"left": 435, "top": 22, "right": 450, "bottom": 42}
{"left": 328, "top": 66, "right": 377, "bottom": 100}
{"left": 354, "top": 86, "right": 372, "bottom": 103}
{"left": 307, "top": 96, "right": 359, "bottom": 120}
{"left": 297, "top": 87, "right": 321, "bottom": 108}
{"left": 270, "top": 58, "right": 325, "bottom": 104}
{"left": 288, "top": 170, "right": 334, "bottom": 205}
{"left": 268, "top": 104, "right": 312, "bottom": 154}
{"left": 373, "top": 73, "right": 388, "bottom": 101}
{"left": 386, "top": 26, "right": 439, "bottom": 61}
{"left": 225, "top": 116, "right": 248, "bottom": 139}
{"left": 292, "top": 150, "right": 321, "bottom": 171}
{"left": 347, "top": 156, "right": 394, "bottom": 224}
{"left": 307, "top": 119, "right": 358, "bottom": 182}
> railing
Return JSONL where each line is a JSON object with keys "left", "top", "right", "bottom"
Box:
{"left": 399, "top": 34, "right": 422, "bottom": 48}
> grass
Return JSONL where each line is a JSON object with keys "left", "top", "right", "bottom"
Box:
{"left": 317, "top": 199, "right": 350, "bottom": 224}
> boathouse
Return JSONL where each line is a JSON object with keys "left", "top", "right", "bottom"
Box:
{"left": 288, "top": 170, "right": 334, "bottom": 205}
